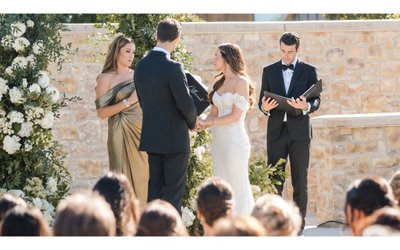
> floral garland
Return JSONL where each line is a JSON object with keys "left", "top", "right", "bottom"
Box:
{"left": 0, "top": 14, "right": 72, "bottom": 224}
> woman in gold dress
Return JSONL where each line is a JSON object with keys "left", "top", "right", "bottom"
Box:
{"left": 95, "top": 35, "right": 148, "bottom": 208}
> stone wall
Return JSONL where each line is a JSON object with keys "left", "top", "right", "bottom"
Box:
{"left": 51, "top": 20, "right": 400, "bottom": 223}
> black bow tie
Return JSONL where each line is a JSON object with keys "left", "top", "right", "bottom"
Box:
{"left": 282, "top": 64, "right": 294, "bottom": 71}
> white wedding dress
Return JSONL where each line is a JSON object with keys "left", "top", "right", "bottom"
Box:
{"left": 210, "top": 92, "right": 254, "bottom": 215}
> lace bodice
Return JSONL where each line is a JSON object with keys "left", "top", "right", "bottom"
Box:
{"left": 213, "top": 92, "right": 249, "bottom": 124}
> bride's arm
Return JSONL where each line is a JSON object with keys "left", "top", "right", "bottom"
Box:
{"left": 201, "top": 78, "right": 249, "bottom": 127}
{"left": 95, "top": 75, "right": 137, "bottom": 119}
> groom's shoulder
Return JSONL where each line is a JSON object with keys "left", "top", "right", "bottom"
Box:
{"left": 263, "top": 61, "right": 281, "bottom": 72}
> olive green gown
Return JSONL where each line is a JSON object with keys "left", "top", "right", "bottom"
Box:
{"left": 95, "top": 79, "right": 148, "bottom": 208}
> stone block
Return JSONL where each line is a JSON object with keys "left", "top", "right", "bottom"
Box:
{"left": 60, "top": 127, "right": 78, "bottom": 140}
{"left": 352, "top": 128, "right": 381, "bottom": 141}
{"left": 386, "top": 127, "right": 400, "bottom": 149}
{"left": 347, "top": 141, "right": 378, "bottom": 154}
{"left": 77, "top": 160, "right": 102, "bottom": 178}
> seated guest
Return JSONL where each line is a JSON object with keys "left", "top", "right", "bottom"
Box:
{"left": 389, "top": 170, "right": 400, "bottom": 206}
{"left": 361, "top": 207, "right": 400, "bottom": 236}
{"left": 53, "top": 192, "right": 116, "bottom": 236}
{"left": 212, "top": 216, "right": 266, "bottom": 236}
{"left": 196, "top": 178, "right": 234, "bottom": 236}
{"left": 345, "top": 176, "right": 396, "bottom": 236}
{"left": 93, "top": 172, "right": 140, "bottom": 236}
{"left": 0, "top": 194, "right": 27, "bottom": 223}
{"left": 251, "top": 194, "right": 302, "bottom": 236}
{"left": 136, "top": 199, "right": 188, "bottom": 236}
{"left": 1, "top": 206, "right": 50, "bottom": 236}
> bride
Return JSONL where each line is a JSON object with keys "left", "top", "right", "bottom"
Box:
{"left": 199, "top": 43, "right": 255, "bottom": 215}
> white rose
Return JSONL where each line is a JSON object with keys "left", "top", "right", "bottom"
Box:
{"left": 1, "top": 35, "right": 14, "bottom": 48}
{"left": 9, "top": 87, "right": 25, "bottom": 104}
{"left": 251, "top": 185, "right": 261, "bottom": 194}
{"left": 3, "top": 135, "right": 21, "bottom": 154}
{"left": 26, "top": 54, "right": 36, "bottom": 67}
{"left": 181, "top": 207, "right": 196, "bottom": 227}
{"left": 26, "top": 20, "right": 34, "bottom": 28}
{"left": 10, "top": 21, "right": 27, "bottom": 37}
{"left": 22, "top": 78, "right": 28, "bottom": 88}
{"left": 12, "top": 56, "right": 28, "bottom": 69}
{"left": 32, "top": 197, "right": 43, "bottom": 210}
{"left": 5, "top": 67, "right": 13, "bottom": 75}
{"left": 18, "top": 122, "right": 33, "bottom": 137}
{"left": 46, "top": 177, "right": 58, "bottom": 194}
{"left": 37, "top": 71, "right": 50, "bottom": 88}
{"left": 46, "top": 86, "right": 60, "bottom": 103}
{"left": 12, "top": 37, "right": 30, "bottom": 52}
{"left": 32, "top": 42, "right": 44, "bottom": 54}
{"left": 0, "top": 109, "right": 6, "bottom": 117}
{"left": 8, "top": 111, "right": 24, "bottom": 123}
{"left": 29, "top": 83, "right": 41, "bottom": 94}
{"left": 0, "top": 77, "right": 9, "bottom": 95}
{"left": 39, "top": 112, "right": 54, "bottom": 129}
{"left": 7, "top": 189, "right": 25, "bottom": 197}
{"left": 41, "top": 199, "right": 55, "bottom": 212}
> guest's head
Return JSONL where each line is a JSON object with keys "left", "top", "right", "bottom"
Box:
{"left": 361, "top": 207, "right": 400, "bottom": 236}
{"left": 196, "top": 178, "right": 234, "bottom": 234}
{"left": 212, "top": 216, "right": 266, "bottom": 236}
{"left": 136, "top": 199, "right": 188, "bottom": 236}
{"left": 345, "top": 176, "right": 396, "bottom": 235}
{"left": 53, "top": 192, "right": 116, "bottom": 236}
{"left": 209, "top": 43, "right": 255, "bottom": 109}
{"left": 100, "top": 35, "right": 135, "bottom": 75}
{"left": 251, "top": 194, "right": 302, "bottom": 236}
{"left": 389, "top": 170, "right": 400, "bottom": 205}
{"left": 279, "top": 32, "right": 300, "bottom": 65}
{"left": 0, "top": 194, "right": 27, "bottom": 222}
{"left": 1, "top": 206, "right": 50, "bottom": 236}
{"left": 93, "top": 172, "right": 140, "bottom": 236}
{"left": 156, "top": 18, "right": 181, "bottom": 51}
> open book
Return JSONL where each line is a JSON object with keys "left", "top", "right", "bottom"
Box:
{"left": 264, "top": 79, "right": 322, "bottom": 116}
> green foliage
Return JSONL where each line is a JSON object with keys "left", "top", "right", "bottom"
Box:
{"left": 248, "top": 151, "right": 287, "bottom": 198}
{"left": 0, "top": 14, "right": 74, "bottom": 223}
{"left": 96, "top": 14, "right": 200, "bottom": 70}
{"left": 323, "top": 13, "right": 400, "bottom": 20}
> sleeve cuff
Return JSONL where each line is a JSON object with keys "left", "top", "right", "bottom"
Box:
{"left": 302, "top": 102, "right": 311, "bottom": 115}
{"left": 261, "top": 107, "right": 270, "bottom": 116}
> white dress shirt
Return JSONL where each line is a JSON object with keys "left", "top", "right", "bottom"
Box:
{"left": 153, "top": 46, "right": 170, "bottom": 59}
{"left": 282, "top": 59, "right": 297, "bottom": 122}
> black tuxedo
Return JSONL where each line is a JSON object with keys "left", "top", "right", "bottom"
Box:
{"left": 135, "top": 50, "right": 197, "bottom": 212}
{"left": 258, "top": 59, "right": 320, "bottom": 229}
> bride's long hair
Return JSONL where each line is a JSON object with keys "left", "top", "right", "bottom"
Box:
{"left": 208, "top": 43, "right": 255, "bottom": 110}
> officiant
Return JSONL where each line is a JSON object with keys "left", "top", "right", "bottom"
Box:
{"left": 258, "top": 32, "right": 321, "bottom": 233}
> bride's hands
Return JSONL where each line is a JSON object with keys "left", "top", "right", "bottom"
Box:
{"left": 199, "top": 117, "right": 214, "bottom": 128}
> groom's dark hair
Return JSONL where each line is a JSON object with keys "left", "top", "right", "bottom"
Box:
{"left": 280, "top": 32, "right": 300, "bottom": 50}
{"left": 156, "top": 18, "right": 181, "bottom": 42}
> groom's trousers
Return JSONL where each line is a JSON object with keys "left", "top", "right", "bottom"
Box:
{"left": 267, "top": 123, "right": 310, "bottom": 230}
{"left": 147, "top": 152, "right": 189, "bottom": 214}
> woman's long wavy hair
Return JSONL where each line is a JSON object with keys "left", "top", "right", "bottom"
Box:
{"left": 93, "top": 172, "right": 140, "bottom": 236}
{"left": 208, "top": 43, "right": 255, "bottom": 110}
{"left": 99, "top": 35, "right": 134, "bottom": 76}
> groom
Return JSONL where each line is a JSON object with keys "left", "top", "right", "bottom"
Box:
{"left": 258, "top": 32, "right": 321, "bottom": 231}
{"left": 134, "top": 18, "right": 198, "bottom": 213}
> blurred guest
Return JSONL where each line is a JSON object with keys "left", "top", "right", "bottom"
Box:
{"left": 212, "top": 216, "right": 266, "bottom": 236}
{"left": 0, "top": 194, "right": 27, "bottom": 222}
{"left": 1, "top": 206, "right": 50, "bottom": 236}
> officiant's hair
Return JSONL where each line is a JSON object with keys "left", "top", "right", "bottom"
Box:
{"left": 0, "top": 194, "right": 27, "bottom": 222}
{"left": 280, "top": 32, "right": 300, "bottom": 50}
{"left": 93, "top": 172, "right": 140, "bottom": 236}
{"left": 100, "top": 35, "right": 135, "bottom": 76}
{"left": 389, "top": 170, "right": 400, "bottom": 205}
{"left": 136, "top": 199, "right": 188, "bottom": 236}
{"left": 209, "top": 43, "right": 255, "bottom": 110}
{"left": 156, "top": 18, "right": 181, "bottom": 42}
{"left": 196, "top": 177, "right": 234, "bottom": 226}
{"left": 53, "top": 192, "right": 116, "bottom": 236}
{"left": 0, "top": 206, "right": 50, "bottom": 236}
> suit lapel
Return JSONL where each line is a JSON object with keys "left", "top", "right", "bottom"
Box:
{"left": 287, "top": 59, "right": 303, "bottom": 96}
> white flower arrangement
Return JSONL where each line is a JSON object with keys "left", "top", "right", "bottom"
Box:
{"left": 181, "top": 206, "right": 196, "bottom": 227}
{"left": 39, "top": 112, "right": 54, "bottom": 129}
{"left": 3, "top": 135, "right": 22, "bottom": 154}
{"left": 32, "top": 41, "right": 44, "bottom": 54}
{"left": 1, "top": 34, "right": 14, "bottom": 49}
{"left": 46, "top": 86, "right": 61, "bottom": 103}
{"left": 29, "top": 83, "right": 41, "bottom": 94}
{"left": 18, "top": 122, "right": 33, "bottom": 137}
{"left": 12, "top": 56, "right": 28, "bottom": 69}
{"left": 8, "top": 111, "right": 24, "bottom": 124}
{"left": 9, "top": 87, "right": 25, "bottom": 104}
{"left": 26, "top": 20, "right": 35, "bottom": 28}
{"left": 193, "top": 146, "right": 206, "bottom": 161}
{"left": 37, "top": 71, "right": 50, "bottom": 88}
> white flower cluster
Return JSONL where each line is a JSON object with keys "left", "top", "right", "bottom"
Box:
{"left": 193, "top": 146, "right": 206, "bottom": 161}
{"left": 181, "top": 206, "right": 196, "bottom": 227}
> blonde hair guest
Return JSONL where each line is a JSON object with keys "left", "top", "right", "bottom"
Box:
{"left": 95, "top": 35, "right": 149, "bottom": 209}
